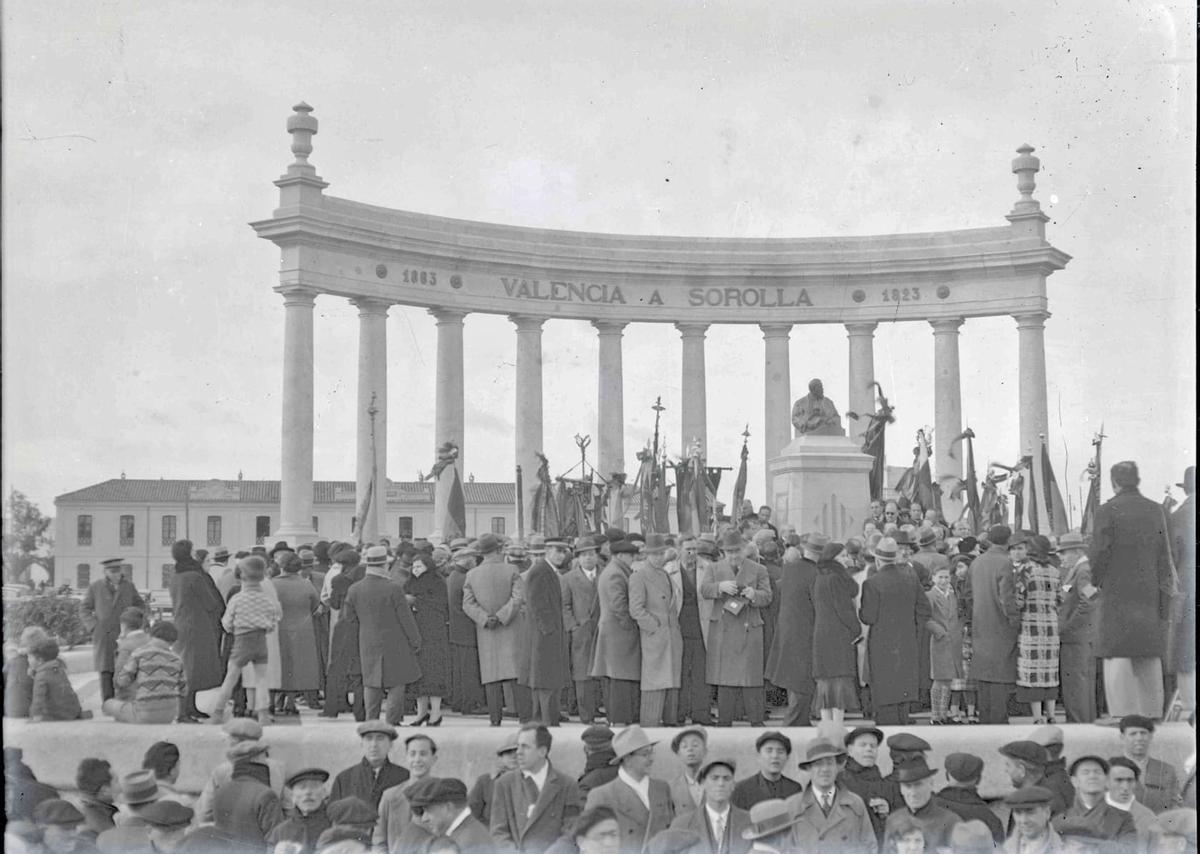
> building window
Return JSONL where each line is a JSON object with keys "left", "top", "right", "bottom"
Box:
{"left": 161, "top": 564, "right": 175, "bottom": 589}
{"left": 491, "top": 516, "right": 506, "bottom": 535}
{"left": 397, "top": 517, "right": 413, "bottom": 539}
{"left": 350, "top": 516, "right": 357, "bottom": 533}
{"left": 162, "top": 515, "right": 177, "bottom": 546}
{"left": 121, "top": 564, "right": 134, "bottom": 584}
{"left": 206, "top": 516, "right": 222, "bottom": 546}
{"left": 76, "top": 563, "right": 91, "bottom": 588}
{"left": 120, "top": 515, "right": 135, "bottom": 546}
{"left": 255, "top": 516, "right": 271, "bottom": 545}
{"left": 312, "top": 516, "right": 319, "bottom": 534}
{"left": 77, "top": 515, "right": 93, "bottom": 546}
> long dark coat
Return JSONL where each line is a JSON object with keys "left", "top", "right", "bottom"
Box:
{"left": 518, "top": 559, "right": 570, "bottom": 690}
{"left": 560, "top": 566, "right": 600, "bottom": 681}
{"left": 273, "top": 573, "right": 320, "bottom": 691}
{"left": 765, "top": 555, "right": 817, "bottom": 691}
{"left": 591, "top": 559, "right": 642, "bottom": 681}
{"left": 812, "top": 563, "right": 860, "bottom": 680}
{"left": 761, "top": 556, "right": 783, "bottom": 670}
{"left": 169, "top": 561, "right": 226, "bottom": 691}
{"left": 327, "top": 565, "right": 364, "bottom": 677}
{"left": 1090, "top": 488, "right": 1176, "bottom": 658}
{"left": 342, "top": 571, "right": 423, "bottom": 688}
{"left": 81, "top": 577, "right": 145, "bottom": 672}
{"left": 859, "top": 563, "right": 931, "bottom": 706}
{"left": 700, "top": 557, "right": 772, "bottom": 687}
{"left": 966, "top": 544, "right": 1021, "bottom": 683}
{"left": 447, "top": 566, "right": 478, "bottom": 647}
{"left": 404, "top": 568, "right": 451, "bottom": 696}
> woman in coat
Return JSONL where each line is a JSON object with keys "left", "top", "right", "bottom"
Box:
{"left": 320, "top": 550, "right": 365, "bottom": 721}
{"left": 1013, "top": 535, "right": 1063, "bottom": 724}
{"left": 168, "top": 539, "right": 225, "bottom": 721}
{"left": 274, "top": 554, "right": 321, "bottom": 703}
{"left": 404, "top": 553, "right": 451, "bottom": 725}
{"left": 926, "top": 565, "right": 964, "bottom": 724}
{"left": 812, "top": 542, "right": 861, "bottom": 726}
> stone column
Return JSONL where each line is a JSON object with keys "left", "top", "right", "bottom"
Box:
{"left": 353, "top": 298, "right": 390, "bottom": 543}
{"left": 676, "top": 323, "right": 709, "bottom": 457}
{"left": 594, "top": 321, "right": 627, "bottom": 478}
{"left": 276, "top": 289, "right": 317, "bottom": 542}
{"left": 845, "top": 322, "right": 878, "bottom": 445}
{"left": 1015, "top": 311, "right": 1051, "bottom": 457}
{"left": 761, "top": 323, "right": 792, "bottom": 501}
{"left": 430, "top": 309, "right": 467, "bottom": 475}
{"left": 511, "top": 315, "right": 546, "bottom": 531}
{"left": 931, "top": 318, "right": 965, "bottom": 520}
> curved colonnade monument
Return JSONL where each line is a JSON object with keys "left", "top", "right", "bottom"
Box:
{"left": 252, "top": 103, "right": 1070, "bottom": 543}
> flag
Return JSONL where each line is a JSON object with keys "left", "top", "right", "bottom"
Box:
{"left": 850, "top": 382, "right": 895, "bottom": 501}
{"left": 354, "top": 468, "right": 374, "bottom": 546}
{"left": 980, "top": 467, "right": 1009, "bottom": 531}
{"left": 1080, "top": 428, "right": 1104, "bottom": 536}
{"left": 531, "top": 452, "right": 560, "bottom": 536}
{"left": 1039, "top": 438, "right": 1070, "bottom": 536}
{"left": 1011, "top": 455, "right": 1044, "bottom": 535}
{"left": 948, "top": 429, "right": 982, "bottom": 533}
{"left": 899, "top": 429, "right": 939, "bottom": 514}
{"left": 730, "top": 435, "right": 749, "bottom": 528}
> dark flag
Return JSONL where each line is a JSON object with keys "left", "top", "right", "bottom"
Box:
{"left": 531, "top": 452, "right": 560, "bottom": 536}
{"left": 948, "top": 428, "right": 981, "bottom": 532}
{"left": 634, "top": 448, "right": 661, "bottom": 534}
{"left": 1080, "top": 427, "right": 1104, "bottom": 536}
{"left": 980, "top": 466, "right": 1010, "bottom": 532}
{"left": 898, "top": 429, "right": 938, "bottom": 513}
{"left": 730, "top": 433, "right": 749, "bottom": 528}
{"left": 1039, "top": 438, "right": 1070, "bottom": 535}
{"left": 425, "top": 441, "right": 467, "bottom": 542}
{"left": 848, "top": 382, "right": 895, "bottom": 502}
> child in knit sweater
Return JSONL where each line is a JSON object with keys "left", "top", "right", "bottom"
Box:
{"left": 211, "top": 556, "right": 281, "bottom": 724}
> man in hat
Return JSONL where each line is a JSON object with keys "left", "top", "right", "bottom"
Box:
{"left": 884, "top": 757, "right": 959, "bottom": 850}
{"left": 32, "top": 799, "right": 93, "bottom": 854}
{"left": 668, "top": 727, "right": 708, "bottom": 814}
{"left": 211, "top": 547, "right": 239, "bottom": 599}
{"left": 318, "top": 797, "right": 379, "bottom": 849}
{"left": 677, "top": 538, "right": 715, "bottom": 727}
{"left": 1056, "top": 533, "right": 1101, "bottom": 723}
{"left": 704, "top": 530, "right": 773, "bottom": 727}
{"left": 462, "top": 532, "right": 525, "bottom": 727}
{"left": 786, "top": 739, "right": 875, "bottom": 851}
{"left": 562, "top": 536, "right": 604, "bottom": 725}
{"left": 911, "top": 527, "right": 947, "bottom": 588}
{"left": 629, "top": 532, "right": 684, "bottom": 727}
{"left": 765, "top": 532, "right": 819, "bottom": 728}
{"left": 342, "top": 545, "right": 423, "bottom": 725}
{"left": 591, "top": 538, "right": 644, "bottom": 726}
{"left": 468, "top": 732, "right": 519, "bottom": 826}
{"left": 731, "top": 732, "right": 802, "bottom": 811}
{"left": 1004, "top": 786, "right": 1061, "bottom": 853}
{"left": 1030, "top": 724, "right": 1076, "bottom": 813}
{"left": 81, "top": 556, "right": 145, "bottom": 702}
{"left": 266, "top": 768, "right": 332, "bottom": 854}
{"left": 372, "top": 733, "right": 441, "bottom": 852}
{"left": 518, "top": 536, "right": 571, "bottom": 726}
{"left": 134, "top": 800, "right": 195, "bottom": 854}
{"left": 859, "top": 537, "right": 931, "bottom": 724}
{"left": 1000, "top": 741, "right": 1069, "bottom": 819}
{"left": 1105, "top": 757, "right": 1159, "bottom": 841}
{"left": 1169, "top": 465, "right": 1196, "bottom": 711}
{"left": 934, "top": 753, "right": 1004, "bottom": 844}
{"left": 740, "top": 799, "right": 803, "bottom": 853}
{"left": 408, "top": 777, "right": 493, "bottom": 851}
{"left": 579, "top": 725, "right": 620, "bottom": 794}
{"left": 329, "top": 721, "right": 410, "bottom": 809}
{"left": 1118, "top": 715, "right": 1181, "bottom": 812}
{"left": 1090, "top": 461, "right": 1177, "bottom": 719}
{"left": 211, "top": 740, "right": 284, "bottom": 846}
{"left": 967, "top": 524, "right": 1022, "bottom": 724}
{"left": 1051, "top": 756, "right": 1137, "bottom": 844}
{"left": 667, "top": 758, "right": 753, "bottom": 854}
{"left": 838, "top": 727, "right": 895, "bottom": 842}
{"left": 491, "top": 724, "right": 584, "bottom": 852}
{"left": 447, "top": 540, "right": 486, "bottom": 716}
{"left": 95, "top": 770, "right": 163, "bottom": 852}
{"left": 882, "top": 733, "right": 931, "bottom": 789}
{"left": 585, "top": 725, "right": 675, "bottom": 851}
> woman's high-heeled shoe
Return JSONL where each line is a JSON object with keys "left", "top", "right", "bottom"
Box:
{"left": 412, "top": 712, "right": 431, "bottom": 727}
{"left": 427, "top": 715, "right": 443, "bottom": 727}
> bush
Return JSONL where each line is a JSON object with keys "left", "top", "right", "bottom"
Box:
{"left": 4, "top": 593, "right": 90, "bottom": 647}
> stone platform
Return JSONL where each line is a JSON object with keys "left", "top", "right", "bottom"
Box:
{"left": 5, "top": 717, "right": 1193, "bottom": 802}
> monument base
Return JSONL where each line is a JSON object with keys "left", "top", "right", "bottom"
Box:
{"left": 769, "top": 433, "right": 874, "bottom": 541}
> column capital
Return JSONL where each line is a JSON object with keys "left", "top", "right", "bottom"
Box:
{"left": 759, "top": 322, "right": 792, "bottom": 340}
{"left": 509, "top": 314, "right": 547, "bottom": 333}
{"left": 592, "top": 320, "right": 628, "bottom": 336}
{"left": 844, "top": 321, "right": 879, "bottom": 337}
{"left": 929, "top": 317, "right": 965, "bottom": 334}
{"left": 351, "top": 296, "right": 392, "bottom": 317}
{"left": 675, "top": 322, "right": 710, "bottom": 339}
{"left": 429, "top": 307, "right": 468, "bottom": 325}
{"left": 279, "top": 288, "right": 317, "bottom": 308}
{"left": 1013, "top": 310, "right": 1051, "bottom": 329}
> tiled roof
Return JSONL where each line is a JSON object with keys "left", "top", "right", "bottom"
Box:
{"left": 56, "top": 479, "right": 515, "bottom": 505}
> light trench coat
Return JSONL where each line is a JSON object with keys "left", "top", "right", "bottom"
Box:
{"left": 628, "top": 562, "right": 683, "bottom": 691}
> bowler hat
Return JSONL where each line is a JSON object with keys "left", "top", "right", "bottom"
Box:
{"left": 137, "top": 800, "right": 195, "bottom": 829}
{"left": 357, "top": 720, "right": 398, "bottom": 740}
{"left": 269, "top": 541, "right": 292, "bottom": 558}
{"left": 327, "top": 796, "right": 378, "bottom": 825}
{"left": 1119, "top": 714, "right": 1156, "bottom": 733}
{"left": 845, "top": 726, "right": 884, "bottom": 747}
{"left": 287, "top": 768, "right": 331, "bottom": 788}
{"left": 999, "top": 740, "right": 1048, "bottom": 766}
{"left": 1003, "top": 785, "right": 1055, "bottom": 807}
{"left": 33, "top": 799, "right": 85, "bottom": 826}
{"left": 741, "top": 799, "right": 802, "bottom": 841}
{"left": 609, "top": 725, "right": 657, "bottom": 764}
{"left": 944, "top": 752, "right": 985, "bottom": 782}
{"left": 795, "top": 739, "right": 845, "bottom": 767}
{"left": 894, "top": 757, "right": 938, "bottom": 783}
{"left": 671, "top": 727, "right": 707, "bottom": 753}
{"left": 643, "top": 533, "right": 671, "bottom": 554}
{"left": 119, "top": 770, "right": 160, "bottom": 805}
{"left": 475, "top": 532, "right": 504, "bottom": 555}
{"left": 407, "top": 777, "right": 468, "bottom": 808}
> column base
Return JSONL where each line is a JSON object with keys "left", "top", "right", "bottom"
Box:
{"left": 271, "top": 523, "right": 318, "bottom": 546}
{"left": 767, "top": 434, "right": 874, "bottom": 541}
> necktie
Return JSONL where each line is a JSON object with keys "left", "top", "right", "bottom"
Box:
{"left": 522, "top": 775, "right": 540, "bottom": 815}
{"left": 713, "top": 813, "right": 726, "bottom": 853}
{"left": 821, "top": 791, "right": 832, "bottom": 814}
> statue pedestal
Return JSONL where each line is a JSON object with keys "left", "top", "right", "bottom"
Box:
{"left": 768, "top": 433, "right": 874, "bottom": 541}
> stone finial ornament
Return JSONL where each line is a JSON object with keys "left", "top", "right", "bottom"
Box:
{"left": 287, "top": 102, "right": 318, "bottom": 168}
{"left": 1011, "top": 143, "right": 1041, "bottom": 213}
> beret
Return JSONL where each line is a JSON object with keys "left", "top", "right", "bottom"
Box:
{"left": 223, "top": 717, "right": 264, "bottom": 740}
{"left": 327, "top": 796, "right": 379, "bottom": 825}
{"left": 1003, "top": 785, "right": 1055, "bottom": 807}
{"left": 999, "top": 740, "right": 1048, "bottom": 766}
{"left": 844, "top": 727, "right": 884, "bottom": 747}
{"left": 1154, "top": 809, "right": 1198, "bottom": 843}
{"left": 1119, "top": 714, "right": 1157, "bottom": 733}
{"left": 1068, "top": 755, "right": 1110, "bottom": 776}
{"left": 406, "top": 777, "right": 469, "bottom": 808}
{"left": 671, "top": 727, "right": 707, "bottom": 752}
{"left": 357, "top": 720, "right": 398, "bottom": 740}
{"left": 698, "top": 758, "right": 736, "bottom": 780}
{"left": 287, "top": 768, "right": 331, "bottom": 788}
{"left": 33, "top": 799, "right": 85, "bottom": 826}
{"left": 755, "top": 731, "right": 792, "bottom": 754}
{"left": 886, "top": 733, "right": 931, "bottom": 753}
{"left": 944, "top": 752, "right": 984, "bottom": 782}
{"left": 137, "top": 799, "right": 195, "bottom": 829}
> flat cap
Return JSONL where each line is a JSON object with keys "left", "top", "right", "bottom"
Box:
{"left": 406, "top": 777, "right": 469, "bottom": 808}
{"left": 1154, "top": 809, "right": 1198, "bottom": 843}
{"left": 999, "top": 740, "right": 1048, "bottom": 766}
{"left": 137, "top": 800, "right": 195, "bottom": 829}
{"left": 1068, "top": 755, "right": 1110, "bottom": 776}
{"left": 1029, "top": 724, "right": 1064, "bottom": 747}
{"left": 944, "top": 752, "right": 985, "bottom": 782}
{"left": 496, "top": 732, "right": 520, "bottom": 756}
{"left": 357, "top": 720, "right": 398, "bottom": 740}
{"left": 1003, "top": 785, "right": 1055, "bottom": 807}
{"left": 223, "top": 717, "right": 264, "bottom": 740}
{"left": 327, "top": 796, "right": 379, "bottom": 825}
{"left": 581, "top": 725, "right": 615, "bottom": 750}
{"left": 886, "top": 733, "right": 931, "bottom": 753}
{"left": 610, "top": 540, "right": 640, "bottom": 555}
{"left": 698, "top": 758, "right": 736, "bottom": 780}
{"left": 844, "top": 726, "right": 884, "bottom": 747}
{"left": 1119, "top": 714, "right": 1157, "bottom": 733}
{"left": 671, "top": 727, "right": 707, "bottom": 752}
{"left": 33, "top": 799, "right": 85, "bottom": 826}
{"left": 755, "top": 731, "right": 792, "bottom": 754}
{"left": 287, "top": 768, "right": 331, "bottom": 788}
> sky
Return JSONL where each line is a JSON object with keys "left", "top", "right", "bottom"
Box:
{"left": 3, "top": 0, "right": 1195, "bottom": 524}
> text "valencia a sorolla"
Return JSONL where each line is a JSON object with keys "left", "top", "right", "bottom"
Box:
{"left": 500, "top": 277, "right": 815, "bottom": 308}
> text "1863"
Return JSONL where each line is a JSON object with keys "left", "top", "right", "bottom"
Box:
{"left": 403, "top": 269, "right": 438, "bottom": 286}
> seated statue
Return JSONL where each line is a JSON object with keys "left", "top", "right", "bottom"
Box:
{"left": 792, "top": 378, "right": 845, "bottom": 436}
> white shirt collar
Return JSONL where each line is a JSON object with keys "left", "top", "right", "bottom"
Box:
{"left": 524, "top": 761, "right": 550, "bottom": 792}
{"left": 1105, "top": 793, "right": 1134, "bottom": 812}
{"left": 618, "top": 767, "right": 651, "bottom": 808}
{"left": 706, "top": 802, "right": 731, "bottom": 822}
{"left": 813, "top": 785, "right": 836, "bottom": 803}
{"left": 447, "top": 806, "right": 473, "bottom": 834}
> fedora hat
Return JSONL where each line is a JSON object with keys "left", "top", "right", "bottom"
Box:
{"left": 1057, "top": 532, "right": 1086, "bottom": 551}
{"left": 893, "top": 757, "right": 938, "bottom": 783}
{"left": 643, "top": 533, "right": 671, "bottom": 554}
{"left": 364, "top": 545, "right": 389, "bottom": 566}
{"left": 719, "top": 530, "right": 744, "bottom": 552}
{"left": 574, "top": 536, "right": 599, "bottom": 553}
{"left": 873, "top": 537, "right": 898, "bottom": 562}
{"left": 609, "top": 725, "right": 658, "bottom": 764}
{"left": 742, "top": 799, "right": 802, "bottom": 841}
{"left": 119, "top": 770, "right": 160, "bottom": 805}
{"left": 917, "top": 528, "right": 937, "bottom": 547}
{"left": 795, "top": 738, "right": 846, "bottom": 767}
{"left": 803, "top": 532, "right": 830, "bottom": 555}
{"left": 543, "top": 536, "right": 570, "bottom": 551}
{"left": 527, "top": 534, "right": 547, "bottom": 555}
{"left": 1178, "top": 466, "right": 1195, "bottom": 493}
{"left": 474, "top": 532, "right": 504, "bottom": 555}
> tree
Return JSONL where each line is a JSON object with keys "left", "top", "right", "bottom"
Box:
{"left": 2, "top": 489, "right": 54, "bottom": 586}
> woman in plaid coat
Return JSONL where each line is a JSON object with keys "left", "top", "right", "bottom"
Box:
{"left": 1013, "top": 534, "right": 1063, "bottom": 723}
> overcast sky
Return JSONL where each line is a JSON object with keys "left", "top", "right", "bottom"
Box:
{"left": 3, "top": 0, "right": 1195, "bottom": 522}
